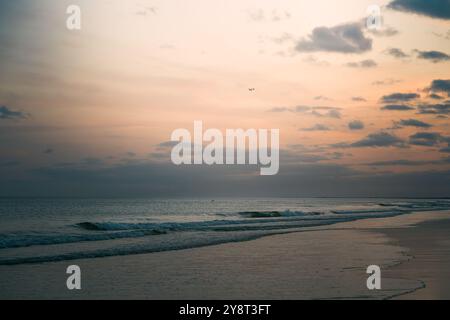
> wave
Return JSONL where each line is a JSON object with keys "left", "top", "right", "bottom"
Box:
{"left": 1, "top": 199, "right": 449, "bottom": 265}
{"left": 0, "top": 216, "right": 319, "bottom": 250}
{"left": 0, "top": 210, "right": 421, "bottom": 266}
{"left": 0, "top": 229, "right": 166, "bottom": 250}
{"left": 0, "top": 210, "right": 402, "bottom": 251}
{"left": 76, "top": 212, "right": 322, "bottom": 233}
{"left": 238, "top": 210, "right": 318, "bottom": 218}
{"left": 331, "top": 209, "right": 405, "bottom": 215}
{"left": 0, "top": 232, "right": 271, "bottom": 266}
{"left": 378, "top": 200, "right": 450, "bottom": 210}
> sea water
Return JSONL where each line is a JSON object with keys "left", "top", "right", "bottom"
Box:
{"left": 1, "top": 197, "right": 449, "bottom": 265}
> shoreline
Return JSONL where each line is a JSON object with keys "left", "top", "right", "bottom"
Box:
{"left": 379, "top": 218, "right": 450, "bottom": 299}
{"left": 325, "top": 210, "right": 450, "bottom": 299}
{"left": 0, "top": 210, "right": 449, "bottom": 299}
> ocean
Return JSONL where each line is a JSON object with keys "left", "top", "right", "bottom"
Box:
{"left": 1, "top": 198, "right": 450, "bottom": 266}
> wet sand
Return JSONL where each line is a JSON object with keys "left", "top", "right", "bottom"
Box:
{"left": 381, "top": 219, "right": 450, "bottom": 299}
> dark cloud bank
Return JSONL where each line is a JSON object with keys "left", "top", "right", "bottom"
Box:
{"left": 1, "top": 160, "right": 449, "bottom": 198}
{"left": 388, "top": 0, "right": 450, "bottom": 20}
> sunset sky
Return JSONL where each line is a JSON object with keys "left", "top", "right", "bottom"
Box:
{"left": 0, "top": 0, "right": 449, "bottom": 197}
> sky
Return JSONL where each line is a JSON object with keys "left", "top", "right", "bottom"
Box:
{"left": 0, "top": 0, "right": 449, "bottom": 198}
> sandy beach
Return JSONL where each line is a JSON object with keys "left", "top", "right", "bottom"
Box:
{"left": 1, "top": 210, "right": 449, "bottom": 300}
{"left": 382, "top": 219, "right": 450, "bottom": 299}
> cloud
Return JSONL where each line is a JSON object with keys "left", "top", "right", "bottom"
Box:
{"left": 367, "top": 26, "right": 399, "bottom": 37}
{"left": 302, "top": 55, "right": 330, "bottom": 66}
{"left": 365, "top": 159, "right": 424, "bottom": 166}
{"left": 352, "top": 96, "right": 367, "bottom": 102}
{"left": 372, "top": 78, "right": 403, "bottom": 86}
{"left": 23, "top": 161, "right": 356, "bottom": 198}
{"left": 43, "top": 148, "right": 54, "bottom": 154}
{"left": 394, "top": 119, "right": 433, "bottom": 128}
{"left": 364, "top": 158, "right": 450, "bottom": 166}
{"left": 417, "top": 103, "right": 450, "bottom": 115}
{"left": 348, "top": 120, "right": 365, "bottom": 130}
{"left": 409, "top": 132, "right": 446, "bottom": 146}
{"left": 388, "top": 0, "right": 450, "bottom": 20}
{"left": 432, "top": 29, "right": 450, "bottom": 40}
{"left": 269, "top": 106, "right": 342, "bottom": 118}
{"left": 381, "top": 93, "right": 420, "bottom": 103}
{"left": 136, "top": 6, "right": 157, "bottom": 16}
{"left": 350, "top": 132, "right": 405, "bottom": 148}
{"left": 365, "top": 160, "right": 418, "bottom": 166}
{"left": 272, "top": 33, "right": 294, "bottom": 44}
{"left": 271, "top": 10, "right": 291, "bottom": 22}
{"left": 415, "top": 50, "right": 450, "bottom": 63}
{"left": 157, "top": 141, "right": 180, "bottom": 148}
{"left": 152, "top": 141, "right": 194, "bottom": 161}
{"left": 429, "top": 93, "right": 444, "bottom": 100}
{"left": 381, "top": 104, "right": 415, "bottom": 111}
{"left": 385, "top": 48, "right": 409, "bottom": 58}
{"left": 314, "top": 95, "right": 331, "bottom": 101}
{"left": 295, "top": 22, "right": 372, "bottom": 53}
{"left": 428, "top": 79, "right": 450, "bottom": 95}
{"left": 0, "top": 106, "right": 26, "bottom": 120}
{"left": 4, "top": 158, "right": 450, "bottom": 198}
{"left": 248, "top": 9, "right": 291, "bottom": 22}
{"left": 268, "top": 107, "right": 292, "bottom": 113}
{"left": 280, "top": 149, "right": 331, "bottom": 163}
{"left": 308, "top": 107, "right": 342, "bottom": 119}
{"left": 345, "top": 59, "right": 377, "bottom": 68}
{"left": 248, "top": 9, "right": 265, "bottom": 22}
{"left": 300, "top": 124, "right": 330, "bottom": 131}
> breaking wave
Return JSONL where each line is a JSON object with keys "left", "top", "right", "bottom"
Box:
{"left": 0, "top": 199, "right": 449, "bottom": 265}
